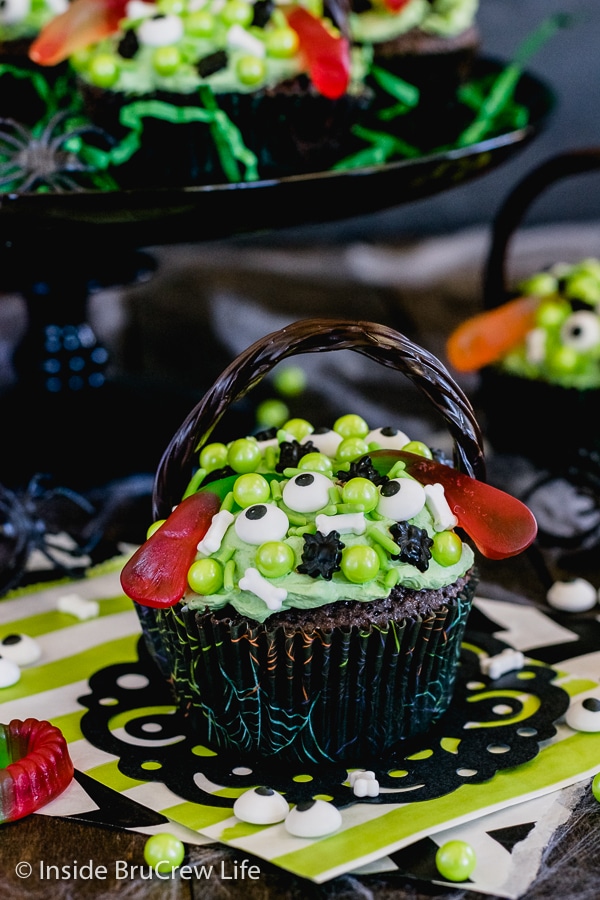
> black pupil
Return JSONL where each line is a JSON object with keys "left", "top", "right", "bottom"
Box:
{"left": 380, "top": 481, "right": 400, "bottom": 497}
{"left": 582, "top": 697, "right": 600, "bottom": 712}
{"left": 296, "top": 474, "right": 315, "bottom": 487}
{"left": 246, "top": 505, "right": 267, "bottom": 520}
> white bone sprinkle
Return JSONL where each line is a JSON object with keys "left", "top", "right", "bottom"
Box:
{"left": 197, "top": 509, "right": 234, "bottom": 555}
{"left": 424, "top": 483, "right": 458, "bottom": 531}
{"left": 239, "top": 568, "right": 287, "bottom": 611}
{"left": 315, "top": 512, "right": 366, "bottom": 535}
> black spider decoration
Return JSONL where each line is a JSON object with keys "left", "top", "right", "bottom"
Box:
{"left": 336, "top": 454, "right": 389, "bottom": 486}
{"left": 298, "top": 530, "right": 344, "bottom": 579}
{"left": 390, "top": 521, "right": 433, "bottom": 572}
{"left": 276, "top": 439, "right": 317, "bottom": 472}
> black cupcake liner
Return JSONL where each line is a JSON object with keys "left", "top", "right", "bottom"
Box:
{"left": 135, "top": 575, "right": 476, "bottom": 765}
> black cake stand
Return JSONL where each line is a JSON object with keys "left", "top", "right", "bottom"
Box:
{"left": 0, "top": 61, "right": 553, "bottom": 499}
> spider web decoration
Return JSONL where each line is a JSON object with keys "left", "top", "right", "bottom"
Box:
{"left": 78, "top": 631, "right": 569, "bottom": 810}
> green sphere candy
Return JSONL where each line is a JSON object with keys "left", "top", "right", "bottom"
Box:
{"left": 199, "top": 442, "right": 228, "bottom": 473}
{"left": 188, "top": 558, "right": 223, "bottom": 595}
{"left": 236, "top": 54, "right": 267, "bottom": 86}
{"left": 435, "top": 840, "right": 476, "bottom": 882}
{"left": 592, "top": 772, "right": 600, "bottom": 802}
{"left": 220, "top": 0, "right": 253, "bottom": 27}
{"left": 535, "top": 297, "right": 570, "bottom": 329}
{"left": 273, "top": 365, "right": 306, "bottom": 397}
{"left": 255, "top": 541, "right": 295, "bottom": 578}
{"left": 282, "top": 418, "right": 313, "bottom": 441}
{"left": 152, "top": 45, "right": 181, "bottom": 76}
{"left": 333, "top": 414, "right": 369, "bottom": 438}
{"left": 431, "top": 531, "right": 462, "bottom": 566}
{"left": 298, "top": 452, "right": 333, "bottom": 474}
{"left": 340, "top": 546, "right": 380, "bottom": 583}
{"left": 336, "top": 436, "right": 369, "bottom": 462}
{"left": 87, "top": 53, "right": 119, "bottom": 88}
{"left": 256, "top": 398, "right": 289, "bottom": 429}
{"left": 233, "top": 473, "right": 271, "bottom": 507}
{"left": 144, "top": 833, "right": 185, "bottom": 873}
{"left": 265, "top": 26, "right": 299, "bottom": 58}
{"left": 227, "top": 438, "right": 262, "bottom": 473}
{"left": 186, "top": 9, "right": 215, "bottom": 37}
{"left": 564, "top": 271, "right": 600, "bottom": 304}
{"left": 341, "top": 477, "right": 378, "bottom": 512}
{"left": 519, "top": 272, "right": 558, "bottom": 298}
{"left": 547, "top": 344, "right": 580, "bottom": 376}
{"left": 402, "top": 440, "right": 433, "bottom": 459}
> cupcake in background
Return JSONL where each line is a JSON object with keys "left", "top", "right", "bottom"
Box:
{"left": 447, "top": 257, "right": 600, "bottom": 469}
{"left": 29, "top": 0, "right": 373, "bottom": 186}
{"left": 0, "top": 0, "right": 67, "bottom": 61}
{"left": 120, "top": 318, "right": 537, "bottom": 766}
{"left": 446, "top": 149, "right": 600, "bottom": 473}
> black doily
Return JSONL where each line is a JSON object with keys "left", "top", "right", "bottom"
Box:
{"left": 77, "top": 630, "right": 569, "bottom": 811}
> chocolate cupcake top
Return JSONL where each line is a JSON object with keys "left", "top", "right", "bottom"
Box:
{"left": 349, "top": 0, "right": 479, "bottom": 47}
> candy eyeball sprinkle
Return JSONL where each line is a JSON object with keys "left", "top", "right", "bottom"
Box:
{"left": 234, "top": 504, "right": 289, "bottom": 545}
{"left": 0, "top": 633, "right": 41, "bottom": 667}
{"left": 560, "top": 310, "right": 600, "bottom": 351}
{"left": 546, "top": 578, "right": 598, "bottom": 613}
{"left": 565, "top": 696, "right": 600, "bottom": 732}
{"left": 377, "top": 478, "right": 426, "bottom": 521}
{"left": 308, "top": 428, "right": 343, "bottom": 457}
{"left": 284, "top": 798, "right": 343, "bottom": 837}
{"left": 282, "top": 472, "right": 334, "bottom": 513}
{"left": 0, "top": 656, "right": 21, "bottom": 688}
{"left": 233, "top": 786, "right": 290, "bottom": 825}
{"left": 0, "top": 0, "right": 30, "bottom": 26}
{"left": 367, "top": 426, "right": 410, "bottom": 449}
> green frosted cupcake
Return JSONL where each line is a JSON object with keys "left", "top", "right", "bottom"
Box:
{"left": 122, "top": 319, "right": 536, "bottom": 764}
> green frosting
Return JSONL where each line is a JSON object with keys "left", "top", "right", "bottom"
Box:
{"left": 350, "top": 0, "right": 478, "bottom": 46}
{"left": 71, "top": 0, "right": 369, "bottom": 98}
{"left": 496, "top": 258, "right": 600, "bottom": 390}
{"left": 180, "top": 420, "right": 474, "bottom": 624}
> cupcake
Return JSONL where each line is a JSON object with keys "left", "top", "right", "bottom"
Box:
{"left": 349, "top": 0, "right": 480, "bottom": 140}
{"left": 29, "top": 0, "right": 372, "bottom": 185}
{"left": 120, "top": 319, "right": 536, "bottom": 766}
{"left": 446, "top": 150, "right": 600, "bottom": 472}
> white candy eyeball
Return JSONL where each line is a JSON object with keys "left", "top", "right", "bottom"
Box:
{"left": 565, "top": 695, "right": 600, "bottom": 732}
{"left": 367, "top": 426, "right": 409, "bottom": 450}
{"left": 0, "top": 0, "right": 30, "bottom": 25}
{"left": 234, "top": 504, "right": 289, "bottom": 544}
{"left": 137, "top": 13, "right": 184, "bottom": 46}
{"left": 0, "top": 657, "right": 21, "bottom": 688}
{"left": 546, "top": 578, "right": 598, "bottom": 613}
{"left": 308, "top": 428, "right": 343, "bottom": 457}
{"left": 560, "top": 310, "right": 600, "bottom": 351}
{"left": 377, "top": 478, "right": 426, "bottom": 521}
{"left": 233, "top": 786, "right": 290, "bottom": 824}
{"left": 284, "top": 799, "right": 342, "bottom": 837}
{"left": 0, "top": 633, "right": 41, "bottom": 667}
{"left": 282, "top": 472, "right": 334, "bottom": 513}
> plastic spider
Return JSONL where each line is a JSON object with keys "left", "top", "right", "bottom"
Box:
{"left": 0, "top": 110, "right": 109, "bottom": 193}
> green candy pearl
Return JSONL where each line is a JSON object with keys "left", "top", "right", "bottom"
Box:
{"left": 233, "top": 473, "right": 271, "bottom": 507}
{"left": 402, "top": 440, "right": 433, "bottom": 459}
{"left": 199, "top": 442, "right": 228, "bottom": 472}
{"left": 188, "top": 558, "right": 224, "bottom": 595}
{"left": 431, "top": 531, "right": 462, "bottom": 566}
{"left": 336, "top": 436, "right": 369, "bottom": 462}
{"left": 297, "top": 452, "right": 333, "bottom": 474}
{"left": 341, "top": 477, "right": 378, "bottom": 512}
{"left": 333, "top": 414, "right": 369, "bottom": 438}
{"left": 227, "top": 438, "right": 262, "bottom": 473}
{"left": 255, "top": 541, "right": 295, "bottom": 578}
{"left": 282, "top": 418, "right": 313, "bottom": 441}
{"left": 340, "top": 545, "right": 380, "bottom": 583}
{"left": 143, "top": 833, "right": 185, "bottom": 873}
{"left": 435, "top": 840, "right": 476, "bottom": 882}
{"left": 592, "top": 772, "right": 600, "bottom": 802}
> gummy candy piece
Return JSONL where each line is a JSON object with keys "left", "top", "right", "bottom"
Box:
{"left": 446, "top": 295, "right": 539, "bottom": 372}
{"left": 29, "top": 0, "right": 128, "bottom": 66}
{"left": 284, "top": 6, "right": 351, "bottom": 99}
{"left": 120, "top": 489, "right": 221, "bottom": 608}
{"left": 369, "top": 450, "right": 537, "bottom": 560}
{"left": 0, "top": 718, "right": 74, "bottom": 823}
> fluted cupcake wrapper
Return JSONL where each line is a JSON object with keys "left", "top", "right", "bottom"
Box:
{"left": 135, "top": 578, "right": 475, "bottom": 765}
